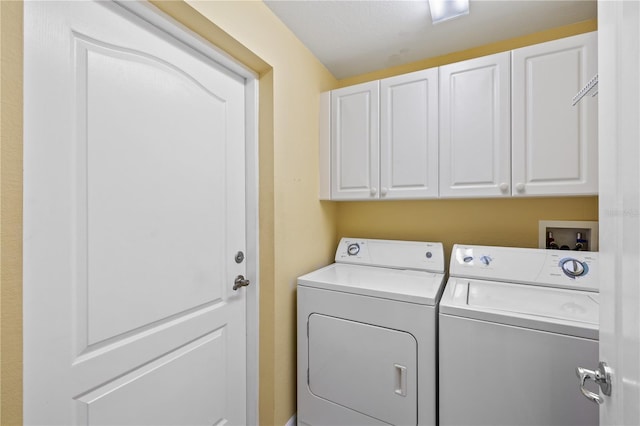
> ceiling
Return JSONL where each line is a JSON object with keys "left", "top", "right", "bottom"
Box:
{"left": 264, "top": 0, "right": 597, "bottom": 79}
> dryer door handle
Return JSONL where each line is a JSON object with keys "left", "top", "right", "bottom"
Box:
{"left": 394, "top": 364, "right": 407, "bottom": 397}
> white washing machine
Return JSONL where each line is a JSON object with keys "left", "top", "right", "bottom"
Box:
{"left": 297, "top": 238, "right": 446, "bottom": 426}
{"left": 439, "top": 244, "right": 599, "bottom": 426}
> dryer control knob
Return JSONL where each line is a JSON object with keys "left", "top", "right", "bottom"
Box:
{"left": 347, "top": 243, "right": 360, "bottom": 256}
{"left": 560, "top": 258, "right": 588, "bottom": 278}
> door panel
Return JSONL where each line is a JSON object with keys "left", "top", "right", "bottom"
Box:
{"left": 308, "top": 314, "right": 417, "bottom": 425}
{"left": 380, "top": 69, "right": 439, "bottom": 199}
{"left": 75, "top": 331, "right": 226, "bottom": 426}
{"left": 24, "top": 2, "right": 247, "bottom": 424}
{"left": 439, "top": 52, "right": 511, "bottom": 198}
{"left": 512, "top": 32, "right": 597, "bottom": 196}
{"left": 598, "top": 2, "right": 640, "bottom": 424}
{"left": 331, "top": 81, "right": 380, "bottom": 200}
{"left": 81, "top": 36, "right": 228, "bottom": 345}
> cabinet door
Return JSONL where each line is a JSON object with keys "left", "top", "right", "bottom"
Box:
{"left": 439, "top": 52, "right": 511, "bottom": 198}
{"left": 380, "top": 69, "right": 439, "bottom": 199}
{"left": 512, "top": 32, "right": 597, "bottom": 196}
{"left": 331, "top": 81, "right": 380, "bottom": 200}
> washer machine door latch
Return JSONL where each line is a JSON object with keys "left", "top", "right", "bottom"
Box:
{"left": 576, "top": 361, "right": 612, "bottom": 404}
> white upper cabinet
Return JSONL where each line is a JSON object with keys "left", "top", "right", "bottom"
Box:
{"left": 325, "top": 70, "right": 438, "bottom": 201}
{"left": 439, "top": 52, "right": 511, "bottom": 198}
{"left": 319, "top": 31, "right": 598, "bottom": 201}
{"left": 380, "top": 69, "right": 439, "bottom": 199}
{"left": 511, "top": 32, "right": 598, "bottom": 196}
{"left": 330, "top": 81, "right": 380, "bottom": 200}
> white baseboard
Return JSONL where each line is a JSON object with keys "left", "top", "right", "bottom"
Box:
{"left": 285, "top": 413, "right": 297, "bottom": 426}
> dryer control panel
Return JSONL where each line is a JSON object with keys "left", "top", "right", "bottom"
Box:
{"left": 336, "top": 238, "right": 445, "bottom": 273}
{"left": 450, "top": 244, "right": 599, "bottom": 292}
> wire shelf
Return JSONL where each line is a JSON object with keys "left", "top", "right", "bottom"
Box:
{"left": 572, "top": 74, "right": 598, "bottom": 106}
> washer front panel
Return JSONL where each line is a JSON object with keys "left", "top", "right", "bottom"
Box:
{"left": 439, "top": 314, "right": 598, "bottom": 426}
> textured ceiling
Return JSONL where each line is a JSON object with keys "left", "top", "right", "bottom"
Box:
{"left": 264, "top": 0, "right": 597, "bottom": 79}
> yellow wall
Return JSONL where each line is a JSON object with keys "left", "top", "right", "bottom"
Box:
{"left": 0, "top": 1, "right": 24, "bottom": 424}
{"left": 338, "top": 197, "right": 598, "bottom": 266}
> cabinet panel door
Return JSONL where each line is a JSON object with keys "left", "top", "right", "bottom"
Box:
{"left": 512, "top": 32, "right": 598, "bottom": 196}
{"left": 331, "top": 81, "right": 380, "bottom": 200}
{"left": 380, "top": 69, "right": 439, "bottom": 199}
{"left": 439, "top": 52, "right": 511, "bottom": 198}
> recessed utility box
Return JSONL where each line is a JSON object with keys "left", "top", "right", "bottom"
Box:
{"left": 539, "top": 220, "right": 599, "bottom": 251}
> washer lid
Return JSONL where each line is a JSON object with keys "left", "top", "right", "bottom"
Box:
{"left": 298, "top": 263, "right": 446, "bottom": 306}
{"left": 440, "top": 278, "right": 599, "bottom": 339}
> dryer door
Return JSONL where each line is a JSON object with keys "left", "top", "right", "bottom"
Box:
{"left": 308, "top": 313, "right": 417, "bottom": 425}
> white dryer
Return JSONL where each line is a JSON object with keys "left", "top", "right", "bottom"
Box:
{"left": 439, "top": 244, "right": 599, "bottom": 426}
{"left": 297, "top": 238, "right": 446, "bottom": 426}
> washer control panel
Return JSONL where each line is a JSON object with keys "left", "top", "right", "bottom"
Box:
{"left": 336, "top": 238, "right": 445, "bottom": 273}
{"left": 450, "top": 244, "right": 598, "bottom": 292}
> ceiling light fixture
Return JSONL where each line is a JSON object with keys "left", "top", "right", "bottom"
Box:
{"left": 428, "top": 0, "right": 470, "bottom": 24}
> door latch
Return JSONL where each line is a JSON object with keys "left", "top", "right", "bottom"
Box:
{"left": 233, "top": 275, "right": 250, "bottom": 291}
{"left": 576, "top": 361, "right": 612, "bottom": 404}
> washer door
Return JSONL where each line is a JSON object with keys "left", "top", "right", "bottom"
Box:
{"left": 308, "top": 314, "right": 417, "bottom": 425}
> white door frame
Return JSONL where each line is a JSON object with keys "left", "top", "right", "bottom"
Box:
{"left": 115, "top": 2, "right": 260, "bottom": 423}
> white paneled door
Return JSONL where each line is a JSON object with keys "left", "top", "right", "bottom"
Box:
{"left": 24, "top": 2, "right": 248, "bottom": 425}
{"left": 598, "top": 1, "right": 640, "bottom": 424}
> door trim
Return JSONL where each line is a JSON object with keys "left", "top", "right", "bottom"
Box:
{"left": 112, "top": 2, "right": 260, "bottom": 423}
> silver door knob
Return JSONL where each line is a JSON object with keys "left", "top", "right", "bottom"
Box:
{"left": 576, "top": 361, "right": 612, "bottom": 404}
{"left": 233, "top": 275, "right": 250, "bottom": 291}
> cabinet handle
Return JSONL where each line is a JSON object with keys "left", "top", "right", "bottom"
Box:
{"left": 381, "top": 187, "right": 388, "bottom": 196}
{"left": 499, "top": 183, "right": 509, "bottom": 192}
{"left": 370, "top": 187, "right": 377, "bottom": 196}
{"left": 515, "top": 183, "right": 525, "bottom": 193}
